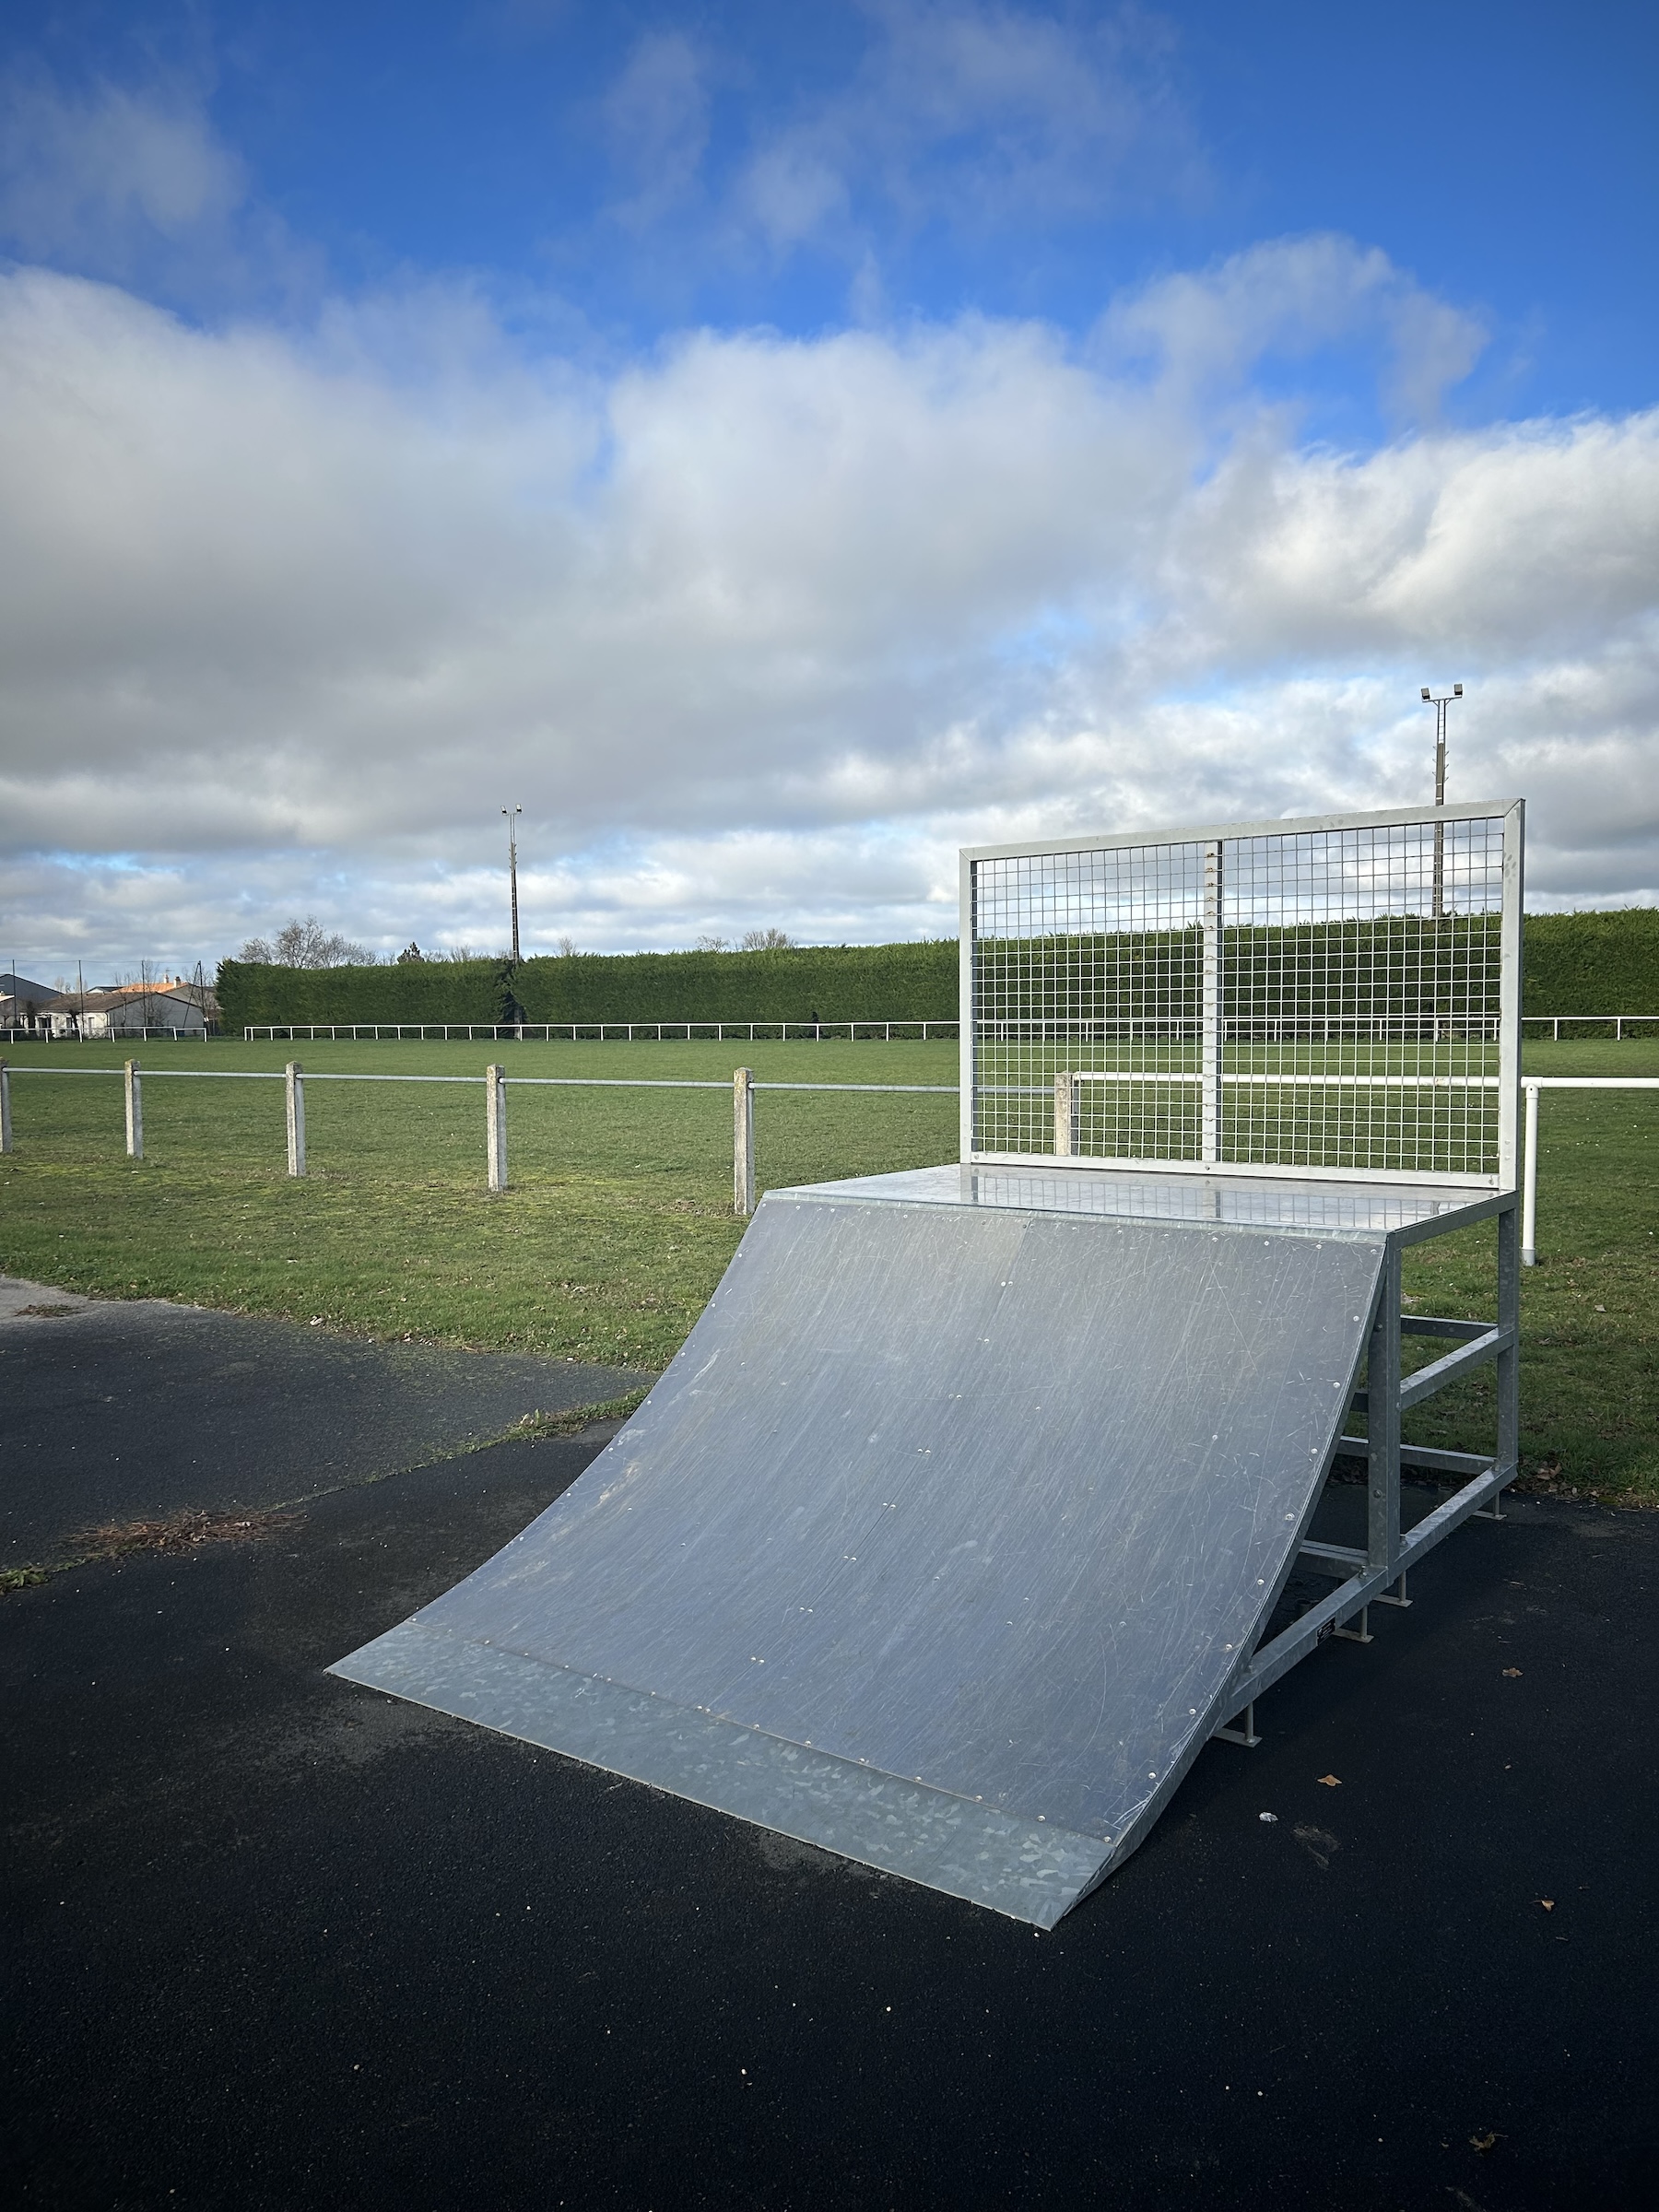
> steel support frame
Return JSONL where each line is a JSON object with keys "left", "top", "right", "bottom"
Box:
{"left": 1215, "top": 1190, "right": 1521, "bottom": 1739}
{"left": 955, "top": 801, "right": 1527, "bottom": 1754}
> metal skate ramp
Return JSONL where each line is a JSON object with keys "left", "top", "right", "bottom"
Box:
{"left": 332, "top": 1177, "right": 1387, "bottom": 1925}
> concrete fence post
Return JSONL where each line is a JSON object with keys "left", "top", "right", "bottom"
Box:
{"left": 487, "top": 1065, "right": 508, "bottom": 1192}
{"left": 0, "top": 1059, "right": 10, "bottom": 1153}
{"left": 1053, "top": 1070, "right": 1079, "bottom": 1157}
{"left": 286, "top": 1061, "right": 307, "bottom": 1177}
{"left": 734, "top": 1067, "right": 755, "bottom": 1218}
{"left": 124, "top": 1059, "right": 143, "bottom": 1159}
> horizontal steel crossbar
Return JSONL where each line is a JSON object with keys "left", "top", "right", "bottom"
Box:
{"left": 1338, "top": 1436, "right": 1496, "bottom": 1477}
{"left": 1298, "top": 1539, "right": 1369, "bottom": 1576}
{"left": 1060, "top": 1071, "right": 1500, "bottom": 1089}
{"left": 971, "top": 1148, "right": 1506, "bottom": 1192}
{"left": 963, "top": 795, "right": 1518, "bottom": 864}
{"left": 1218, "top": 1458, "right": 1513, "bottom": 1724}
{"left": 1397, "top": 1326, "right": 1512, "bottom": 1409}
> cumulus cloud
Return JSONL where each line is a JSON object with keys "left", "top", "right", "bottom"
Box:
{"left": 1100, "top": 233, "right": 1488, "bottom": 426}
{"left": 0, "top": 233, "right": 1654, "bottom": 968}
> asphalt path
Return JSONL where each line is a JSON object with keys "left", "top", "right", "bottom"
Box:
{"left": 0, "top": 1277, "right": 641, "bottom": 1564}
{"left": 3, "top": 1296, "right": 1656, "bottom": 2208}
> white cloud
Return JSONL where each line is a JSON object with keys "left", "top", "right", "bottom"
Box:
{"left": 1100, "top": 233, "right": 1488, "bottom": 425}
{"left": 602, "top": 32, "right": 712, "bottom": 232}
{"left": 732, "top": 0, "right": 1203, "bottom": 260}
{"left": 0, "top": 235, "right": 1654, "bottom": 971}
{"left": 0, "top": 70, "right": 246, "bottom": 278}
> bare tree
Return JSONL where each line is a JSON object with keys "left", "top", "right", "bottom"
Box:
{"left": 238, "top": 916, "right": 371, "bottom": 967}
{"left": 739, "top": 927, "right": 796, "bottom": 951}
{"left": 693, "top": 934, "right": 729, "bottom": 952}
{"left": 558, "top": 934, "right": 578, "bottom": 957}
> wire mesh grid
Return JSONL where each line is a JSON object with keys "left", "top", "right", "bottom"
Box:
{"left": 969, "top": 810, "right": 1513, "bottom": 1182}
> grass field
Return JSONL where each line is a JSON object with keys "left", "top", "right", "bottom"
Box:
{"left": 2, "top": 1034, "right": 1653, "bottom": 1499}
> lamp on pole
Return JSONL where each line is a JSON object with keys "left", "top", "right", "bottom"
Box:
{"left": 501, "top": 805, "right": 522, "bottom": 963}
{"left": 1420, "top": 684, "right": 1462, "bottom": 920}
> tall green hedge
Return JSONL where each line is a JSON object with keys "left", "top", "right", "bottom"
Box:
{"left": 216, "top": 909, "right": 1656, "bottom": 1032}
{"left": 1522, "top": 908, "right": 1659, "bottom": 1015}
{"left": 218, "top": 940, "right": 959, "bottom": 1030}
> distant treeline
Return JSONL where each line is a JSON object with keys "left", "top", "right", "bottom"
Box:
{"left": 216, "top": 908, "right": 1656, "bottom": 1030}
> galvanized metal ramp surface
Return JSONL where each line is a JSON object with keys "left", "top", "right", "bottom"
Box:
{"left": 333, "top": 1179, "right": 1384, "bottom": 1925}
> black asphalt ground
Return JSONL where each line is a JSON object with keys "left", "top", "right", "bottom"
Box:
{"left": 4, "top": 1291, "right": 1656, "bottom": 2209}
{"left": 0, "top": 1277, "right": 641, "bottom": 1565}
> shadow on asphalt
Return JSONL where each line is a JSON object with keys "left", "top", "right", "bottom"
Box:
{"left": 3, "top": 1296, "right": 1656, "bottom": 2207}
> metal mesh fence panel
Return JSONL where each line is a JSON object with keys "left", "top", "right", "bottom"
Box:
{"left": 966, "top": 806, "right": 1519, "bottom": 1183}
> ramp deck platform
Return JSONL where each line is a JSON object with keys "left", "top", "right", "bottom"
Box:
{"left": 333, "top": 1161, "right": 1518, "bottom": 1927}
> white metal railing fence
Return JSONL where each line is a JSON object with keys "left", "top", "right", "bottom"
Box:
{"left": 1520, "top": 1077, "right": 1659, "bottom": 1265}
{"left": 1520, "top": 1015, "right": 1659, "bottom": 1041}
{"left": 0, "top": 1058, "right": 954, "bottom": 1218}
{"left": 2, "top": 1055, "right": 1652, "bottom": 1259}
{"left": 6, "top": 1010, "right": 1652, "bottom": 1050}
{"left": 1, "top": 1026, "right": 206, "bottom": 1043}
{"left": 239, "top": 1018, "right": 959, "bottom": 1043}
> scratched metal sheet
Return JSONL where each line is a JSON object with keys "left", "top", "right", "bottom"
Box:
{"left": 333, "top": 1184, "right": 1382, "bottom": 1922}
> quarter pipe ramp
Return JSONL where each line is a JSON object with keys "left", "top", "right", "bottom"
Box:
{"left": 333, "top": 1169, "right": 1389, "bottom": 1925}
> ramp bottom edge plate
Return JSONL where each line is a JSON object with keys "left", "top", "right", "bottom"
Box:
{"left": 330, "top": 1621, "right": 1110, "bottom": 1927}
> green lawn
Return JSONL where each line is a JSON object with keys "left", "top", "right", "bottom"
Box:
{"left": 1, "top": 1034, "right": 1653, "bottom": 1499}
{"left": 0, "top": 1038, "right": 959, "bottom": 1374}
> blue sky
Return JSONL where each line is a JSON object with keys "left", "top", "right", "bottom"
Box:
{"left": 0, "top": 1, "right": 1654, "bottom": 971}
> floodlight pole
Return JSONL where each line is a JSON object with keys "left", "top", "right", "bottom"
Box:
{"left": 1420, "top": 684, "right": 1462, "bottom": 921}
{"left": 502, "top": 805, "right": 522, "bottom": 963}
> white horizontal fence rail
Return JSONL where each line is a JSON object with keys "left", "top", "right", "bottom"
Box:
{"left": 10, "top": 1057, "right": 1653, "bottom": 1251}
{"left": 979, "top": 1016, "right": 1507, "bottom": 1043}
{"left": 1521, "top": 1015, "right": 1659, "bottom": 1041}
{"left": 1521, "top": 1077, "right": 1659, "bottom": 1266}
{"left": 1, "top": 1063, "right": 955, "bottom": 1214}
{"left": 239, "top": 1018, "right": 960, "bottom": 1043}
{"left": 2, "top": 1027, "right": 206, "bottom": 1043}
{"left": 5, "top": 1013, "right": 1650, "bottom": 1049}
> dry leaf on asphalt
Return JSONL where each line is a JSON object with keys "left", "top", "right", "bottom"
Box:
{"left": 1502, "top": 1667, "right": 1523, "bottom": 1677}
{"left": 1316, "top": 1773, "right": 1341, "bottom": 1787}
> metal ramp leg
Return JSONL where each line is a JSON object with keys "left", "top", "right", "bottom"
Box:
{"left": 1212, "top": 1701, "right": 1259, "bottom": 1748}
{"left": 1476, "top": 1206, "right": 1522, "bottom": 1520}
